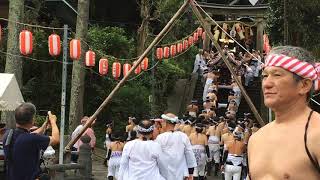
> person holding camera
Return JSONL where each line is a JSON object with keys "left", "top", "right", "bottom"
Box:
{"left": 3, "top": 102, "right": 59, "bottom": 180}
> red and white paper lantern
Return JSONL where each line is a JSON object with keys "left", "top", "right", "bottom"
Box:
{"left": 156, "top": 47, "right": 163, "bottom": 60}
{"left": 141, "top": 57, "right": 149, "bottom": 71}
{"left": 85, "top": 50, "right": 95, "bottom": 67}
{"left": 197, "top": 27, "right": 203, "bottom": 37}
{"left": 170, "top": 44, "right": 176, "bottom": 57}
{"left": 20, "top": 30, "right": 33, "bottom": 55}
{"left": 48, "top": 34, "right": 61, "bottom": 56}
{"left": 70, "top": 39, "right": 81, "bottom": 60}
{"left": 134, "top": 61, "right": 142, "bottom": 74}
{"left": 183, "top": 39, "right": 189, "bottom": 50}
{"left": 99, "top": 58, "right": 108, "bottom": 75}
{"left": 112, "top": 62, "right": 121, "bottom": 79}
{"left": 177, "top": 43, "right": 183, "bottom": 53}
{"left": 188, "top": 36, "right": 194, "bottom": 46}
{"left": 193, "top": 32, "right": 199, "bottom": 42}
{"left": 123, "top": 63, "right": 132, "bottom": 77}
{"left": 163, "top": 47, "right": 170, "bottom": 59}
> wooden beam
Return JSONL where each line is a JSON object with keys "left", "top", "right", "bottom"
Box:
{"left": 65, "top": 0, "right": 191, "bottom": 151}
{"left": 190, "top": 1, "right": 266, "bottom": 127}
{"left": 197, "top": 2, "right": 268, "bottom": 17}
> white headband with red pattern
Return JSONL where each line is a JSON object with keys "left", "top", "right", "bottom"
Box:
{"left": 265, "top": 54, "right": 320, "bottom": 91}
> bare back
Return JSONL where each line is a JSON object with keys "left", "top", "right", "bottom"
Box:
{"left": 226, "top": 140, "right": 246, "bottom": 155}
{"left": 182, "top": 125, "right": 193, "bottom": 136}
{"left": 190, "top": 132, "right": 208, "bottom": 146}
{"left": 110, "top": 141, "right": 124, "bottom": 151}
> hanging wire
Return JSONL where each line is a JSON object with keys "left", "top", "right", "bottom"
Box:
{"left": 0, "top": 17, "right": 67, "bottom": 30}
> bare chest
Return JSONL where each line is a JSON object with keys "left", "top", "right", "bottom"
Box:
{"left": 250, "top": 131, "right": 318, "bottom": 180}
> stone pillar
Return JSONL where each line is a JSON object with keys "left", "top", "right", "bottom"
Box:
{"left": 78, "top": 135, "right": 92, "bottom": 179}
{"left": 256, "top": 17, "right": 264, "bottom": 53}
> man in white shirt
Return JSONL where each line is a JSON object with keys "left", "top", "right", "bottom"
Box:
{"left": 118, "top": 120, "right": 167, "bottom": 180}
{"left": 193, "top": 49, "right": 205, "bottom": 74}
{"left": 156, "top": 113, "right": 197, "bottom": 180}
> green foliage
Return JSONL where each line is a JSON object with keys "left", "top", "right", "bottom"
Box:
{"left": 267, "top": 0, "right": 320, "bottom": 56}
{"left": 87, "top": 26, "right": 135, "bottom": 58}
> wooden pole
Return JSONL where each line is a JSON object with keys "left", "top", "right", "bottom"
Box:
{"left": 189, "top": 0, "right": 265, "bottom": 127}
{"left": 65, "top": 0, "right": 191, "bottom": 151}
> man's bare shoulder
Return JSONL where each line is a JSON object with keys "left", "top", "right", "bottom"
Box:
{"left": 249, "top": 122, "right": 274, "bottom": 145}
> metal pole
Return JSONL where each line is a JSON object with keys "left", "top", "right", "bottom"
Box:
{"left": 65, "top": 0, "right": 190, "bottom": 151}
{"left": 190, "top": 0, "right": 265, "bottom": 127}
{"left": 151, "top": 48, "right": 155, "bottom": 117}
{"left": 59, "top": 24, "right": 68, "bottom": 164}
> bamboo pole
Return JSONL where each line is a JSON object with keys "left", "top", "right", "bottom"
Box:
{"left": 65, "top": 0, "right": 191, "bottom": 151}
{"left": 189, "top": 0, "right": 265, "bottom": 127}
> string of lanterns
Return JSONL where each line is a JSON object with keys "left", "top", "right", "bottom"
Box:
{"left": 0, "top": 24, "right": 204, "bottom": 79}
{"left": 156, "top": 27, "right": 205, "bottom": 60}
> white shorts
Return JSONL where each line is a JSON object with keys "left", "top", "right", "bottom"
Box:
{"left": 107, "top": 152, "right": 122, "bottom": 178}
{"left": 224, "top": 164, "right": 242, "bottom": 180}
{"left": 208, "top": 144, "right": 220, "bottom": 163}
{"left": 192, "top": 145, "right": 207, "bottom": 177}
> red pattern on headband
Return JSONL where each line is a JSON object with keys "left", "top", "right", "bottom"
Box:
{"left": 265, "top": 54, "right": 320, "bottom": 91}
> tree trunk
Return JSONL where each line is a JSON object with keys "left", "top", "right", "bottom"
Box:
{"left": 1, "top": 0, "right": 25, "bottom": 127}
{"left": 68, "top": 0, "right": 90, "bottom": 133}
{"left": 137, "top": 0, "right": 150, "bottom": 56}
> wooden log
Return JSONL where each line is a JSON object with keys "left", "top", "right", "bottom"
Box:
{"left": 65, "top": 0, "right": 191, "bottom": 151}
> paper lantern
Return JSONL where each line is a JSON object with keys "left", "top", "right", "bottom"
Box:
{"left": 112, "top": 62, "right": 121, "bottom": 79}
{"left": 183, "top": 40, "right": 189, "bottom": 50}
{"left": 197, "top": 27, "right": 203, "bottom": 37}
{"left": 48, "top": 34, "right": 61, "bottom": 57}
{"left": 188, "top": 36, "right": 194, "bottom": 46}
{"left": 70, "top": 39, "right": 81, "bottom": 60}
{"left": 85, "top": 50, "right": 95, "bottom": 67}
{"left": 141, "top": 57, "right": 149, "bottom": 71}
{"left": 20, "top": 30, "right": 33, "bottom": 55}
{"left": 202, "top": 32, "right": 206, "bottom": 40}
{"left": 177, "top": 43, "right": 183, "bottom": 53}
{"left": 193, "top": 32, "right": 199, "bottom": 42}
{"left": 99, "top": 58, "right": 108, "bottom": 75}
{"left": 263, "top": 34, "right": 271, "bottom": 54}
{"left": 170, "top": 44, "right": 176, "bottom": 57}
{"left": 134, "top": 61, "right": 141, "bottom": 74}
{"left": 123, "top": 63, "right": 131, "bottom": 77}
{"left": 156, "top": 47, "right": 163, "bottom": 60}
{"left": 163, "top": 47, "right": 170, "bottom": 59}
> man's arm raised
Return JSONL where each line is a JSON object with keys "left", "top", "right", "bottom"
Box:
{"left": 48, "top": 111, "right": 60, "bottom": 145}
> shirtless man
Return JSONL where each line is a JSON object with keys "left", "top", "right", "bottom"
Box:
{"left": 186, "top": 100, "right": 199, "bottom": 118}
{"left": 125, "top": 117, "right": 138, "bottom": 141}
{"left": 182, "top": 119, "right": 195, "bottom": 137}
{"left": 203, "top": 98, "right": 215, "bottom": 112}
{"left": 107, "top": 132, "right": 124, "bottom": 180}
{"left": 207, "top": 120, "right": 221, "bottom": 176}
{"left": 189, "top": 123, "right": 210, "bottom": 180}
{"left": 248, "top": 46, "right": 320, "bottom": 180}
{"left": 220, "top": 122, "right": 236, "bottom": 148}
{"left": 221, "top": 131, "right": 246, "bottom": 180}
{"left": 251, "top": 123, "right": 259, "bottom": 134}
{"left": 203, "top": 71, "right": 219, "bottom": 102}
